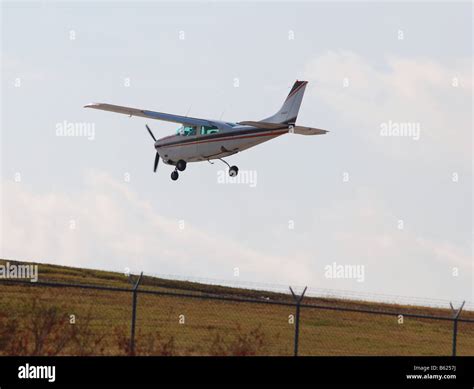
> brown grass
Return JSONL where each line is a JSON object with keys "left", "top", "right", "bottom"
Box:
{"left": 0, "top": 259, "right": 473, "bottom": 356}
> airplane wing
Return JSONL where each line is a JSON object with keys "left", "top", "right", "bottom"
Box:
{"left": 238, "top": 121, "right": 328, "bottom": 135}
{"left": 84, "top": 103, "right": 215, "bottom": 127}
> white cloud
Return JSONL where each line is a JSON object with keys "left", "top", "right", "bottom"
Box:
{"left": 304, "top": 51, "right": 472, "bottom": 164}
{"left": 415, "top": 237, "right": 472, "bottom": 270}
{"left": 0, "top": 171, "right": 313, "bottom": 284}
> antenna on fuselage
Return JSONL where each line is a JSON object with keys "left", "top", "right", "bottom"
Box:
{"left": 219, "top": 108, "right": 226, "bottom": 120}
{"left": 185, "top": 104, "right": 192, "bottom": 117}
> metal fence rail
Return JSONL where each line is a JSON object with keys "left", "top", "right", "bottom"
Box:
{"left": 0, "top": 278, "right": 472, "bottom": 356}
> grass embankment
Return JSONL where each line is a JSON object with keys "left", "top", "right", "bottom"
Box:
{"left": 0, "top": 259, "right": 473, "bottom": 356}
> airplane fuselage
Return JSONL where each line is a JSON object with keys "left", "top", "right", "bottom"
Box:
{"left": 155, "top": 123, "right": 290, "bottom": 165}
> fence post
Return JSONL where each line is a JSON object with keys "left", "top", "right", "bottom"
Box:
{"left": 289, "top": 286, "right": 307, "bottom": 357}
{"left": 129, "top": 272, "right": 143, "bottom": 355}
{"left": 449, "top": 301, "right": 465, "bottom": 357}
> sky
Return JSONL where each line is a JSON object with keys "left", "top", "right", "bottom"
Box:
{"left": 1, "top": 1, "right": 472, "bottom": 306}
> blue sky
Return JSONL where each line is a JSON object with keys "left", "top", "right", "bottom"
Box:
{"left": 1, "top": 1, "right": 472, "bottom": 305}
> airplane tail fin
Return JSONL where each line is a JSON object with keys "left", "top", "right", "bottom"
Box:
{"left": 262, "top": 80, "right": 308, "bottom": 124}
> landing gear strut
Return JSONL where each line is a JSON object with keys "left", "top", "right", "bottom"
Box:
{"left": 217, "top": 158, "right": 239, "bottom": 177}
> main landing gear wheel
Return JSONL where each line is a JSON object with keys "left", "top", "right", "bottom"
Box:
{"left": 229, "top": 166, "right": 239, "bottom": 177}
{"left": 171, "top": 170, "right": 179, "bottom": 181}
{"left": 216, "top": 158, "right": 238, "bottom": 177}
{"left": 176, "top": 160, "right": 187, "bottom": 171}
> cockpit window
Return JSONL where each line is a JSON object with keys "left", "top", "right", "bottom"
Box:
{"left": 176, "top": 126, "right": 197, "bottom": 136}
{"left": 201, "top": 125, "right": 219, "bottom": 135}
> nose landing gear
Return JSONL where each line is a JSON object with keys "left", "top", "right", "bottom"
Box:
{"left": 170, "top": 160, "right": 187, "bottom": 181}
{"left": 171, "top": 169, "right": 179, "bottom": 181}
{"left": 176, "top": 160, "right": 187, "bottom": 171}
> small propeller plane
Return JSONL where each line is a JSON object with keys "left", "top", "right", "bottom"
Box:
{"left": 85, "top": 80, "right": 328, "bottom": 181}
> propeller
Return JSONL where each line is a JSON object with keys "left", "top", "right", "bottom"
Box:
{"left": 146, "top": 124, "right": 157, "bottom": 142}
{"left": 153, "top": 152, "right": 160, "bottom": 172}
{"left": 146, "top": 124, "right": 159, "bottom": 173}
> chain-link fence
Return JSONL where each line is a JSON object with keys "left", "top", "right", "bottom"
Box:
{"left": 0, "top": 278, "right": 472, "bottom": 356}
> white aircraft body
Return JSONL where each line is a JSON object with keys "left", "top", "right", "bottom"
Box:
{"left": 85, "top": 80, "right": 328, "bottom": 180}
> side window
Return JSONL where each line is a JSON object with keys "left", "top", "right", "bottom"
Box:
{"left": 184, "top": 126, "right": 196, "bottom": 136}
{"left": 177, "top": 126, "right": 197, "bottom": 136}
{"left": 201, "top": 126, "right": 219, "bottom": 135}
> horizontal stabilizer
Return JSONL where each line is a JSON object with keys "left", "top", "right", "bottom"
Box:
{"left": 292, "top": 126, "right": 329, "bottom": 136}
